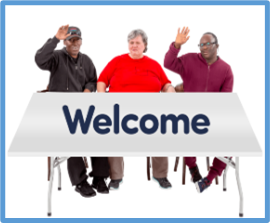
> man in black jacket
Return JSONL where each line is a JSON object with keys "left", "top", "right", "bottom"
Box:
{"left": 35, "top": 25, "right": 110, "bottom": 197}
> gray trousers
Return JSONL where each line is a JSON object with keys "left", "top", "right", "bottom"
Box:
{"left": 108, "top": 157, "right": 168, "bottom": 179}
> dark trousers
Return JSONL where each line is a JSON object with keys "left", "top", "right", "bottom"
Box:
{"left": 67, "top": 157, "right": 110, "bottom": 186}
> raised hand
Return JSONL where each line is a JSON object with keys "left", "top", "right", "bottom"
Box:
{"left": 55, "top": 25, "right": 71, "bottom": 40}
{"left": 174, "top": 27, "right": 190, "bottom": 49}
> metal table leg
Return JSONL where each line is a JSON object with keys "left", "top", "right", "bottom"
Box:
{"left": 217, "top": 157, "right": 243, "bottom": 217}
{"left": 223, "top": 163, "right": 229, "bottom": 191}
{"left": 57, "top": 158, "right": 61, "bottom": 191}
{"left": 235, "top": 157, "right": 244, "bottom": 217}
{"left": 47, "top": 156, "right": 54, "bottom": 217}
{"left": 223, "top": 160, "right": 230, "bottom": 191}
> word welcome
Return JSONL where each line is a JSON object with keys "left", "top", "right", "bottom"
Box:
{"left": 63, "top": 104, "right": 210, "bottom": 135}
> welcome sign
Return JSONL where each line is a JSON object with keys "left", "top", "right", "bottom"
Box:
{"left": 63, "top": 104, "right": 210, "bottom": 135}
{"left": 8, "top": 93, "right": 261, "bottom": 157}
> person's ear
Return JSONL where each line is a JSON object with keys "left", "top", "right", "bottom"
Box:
{"left": 143, "top": 43, "right": 147, "bottom": 53}
{"left": 216, "top": 44, "right": 219, "bottom": 54}
{"left": 64, "top": 40, "right": 67, "bottom": 46}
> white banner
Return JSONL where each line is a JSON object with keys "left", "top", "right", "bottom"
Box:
{"left": 8, "top": 93, "right": 262, "bottom": 157}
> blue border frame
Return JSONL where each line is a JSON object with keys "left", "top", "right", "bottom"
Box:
{"left": 0, "top": 1, "right": 269, "bottom": 222}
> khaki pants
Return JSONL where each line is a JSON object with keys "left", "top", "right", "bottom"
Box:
{"left": 108, "top": 157, "right": 168, "bottom": 179}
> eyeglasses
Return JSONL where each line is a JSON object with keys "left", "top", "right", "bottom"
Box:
{"left": 198, "top": 42, "right": 217, "bottom": 48}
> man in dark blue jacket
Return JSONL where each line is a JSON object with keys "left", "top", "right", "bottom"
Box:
{"left": 35, "top": 25, "right": 109, "bottom": 197}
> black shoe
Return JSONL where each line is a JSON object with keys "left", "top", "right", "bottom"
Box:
{"left": 108, "top": 179, "right": 123, "bottom": 190}
{"left": 153, "top": 177, "right": 172, "bottom": 189}
{"left": 92, "top": 177, "right": 109, "bottom": 194}
{"left": 189, "top": 165, "right": 202, "bottom": 183}
{"left": 75, "top": 179, "right": 96, "bottom": 198}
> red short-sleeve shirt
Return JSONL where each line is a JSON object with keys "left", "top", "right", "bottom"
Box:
{"left": 98, "top": 54, "right": 171, "bottom": 92}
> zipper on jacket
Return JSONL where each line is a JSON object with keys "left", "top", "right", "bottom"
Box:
{"left": 205, "top": 66, "right": 210, "bottom": 91}
{"left": 65, "top": 49, "right": 81, "bottom": 91}
{"left": 75, "top": 63, "right": 80, "bottom": 91}
{"left": 66, "top": 57, "right": 69, "bottom": 91}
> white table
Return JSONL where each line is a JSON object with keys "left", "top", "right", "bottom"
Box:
{"left": 8, "top": 93, "right": 262, "bottom": 217}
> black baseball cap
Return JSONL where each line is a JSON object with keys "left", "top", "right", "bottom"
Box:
{"left": 66, "top": 26, "right": 82, "bottom": 40}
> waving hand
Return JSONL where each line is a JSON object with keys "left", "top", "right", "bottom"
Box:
{"left": 55, "top": 25, "right": 71, "bottom": 40}
{"left": 174, "top": 27, "right": 190, "bottom": 49}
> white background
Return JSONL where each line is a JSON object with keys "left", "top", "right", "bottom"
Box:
{"left": 5, "top": 5, "right": 265, "bottom": 218}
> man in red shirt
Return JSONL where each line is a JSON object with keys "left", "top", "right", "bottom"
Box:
{"left": 164, "top": 27, "right": 234, "bottom": 193}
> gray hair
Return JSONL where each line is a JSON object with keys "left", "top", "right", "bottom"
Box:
{"left": 127, "top": 29, "right": 148, "bottom": 53}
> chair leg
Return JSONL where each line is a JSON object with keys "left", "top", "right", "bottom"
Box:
{"left": 174, "top": 157, "right": 179, "bottom": 172}
{"left": 207, "top": 157, "right": 219, "bottom": 185}
{"left": 48, "top": 157, "right": 51, "bottom": 181}
{"left": 48, "top": 156, "right": 54, "bottom": 217}
{"left": 83, "top": 157, "right": 89, "bottom": 168}
{"left": 147, "top": 157, "right": 151, "bottom": 181}
{"left": 57, "top": 158, "right": 61, "bottom": 191}
{"left": 182, "top": 157, "right": 186, "bottom": 185}
{"left": 206, "top": 157, "right": 210, "bottom": 171}
{"left": 215, "top": 176, "right": 219, "bottom": 185}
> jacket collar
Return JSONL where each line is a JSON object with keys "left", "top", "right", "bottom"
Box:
{"left": 62, "top": 47, "right": 81, "bottom": 60}
{"left": 198, "top": 53, "right": 220, "bottom": 67}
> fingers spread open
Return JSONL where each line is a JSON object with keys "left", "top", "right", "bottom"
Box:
{"left": 181, "top": 27, "right": 185, "bottom": 34}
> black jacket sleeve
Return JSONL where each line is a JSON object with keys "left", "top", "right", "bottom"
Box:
{"left": 84, "top": 55, "right": 97, "bottom": 92}
{"left": 35, "top": 36, "right": 60, "bottom": 71}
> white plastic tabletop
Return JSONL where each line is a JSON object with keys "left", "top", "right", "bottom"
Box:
{"left": 8, "top": 93, "right": 262, "bottom": 157}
